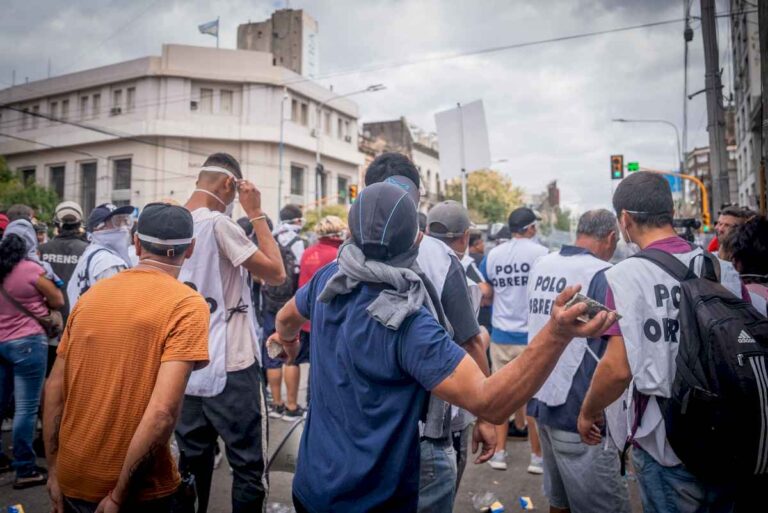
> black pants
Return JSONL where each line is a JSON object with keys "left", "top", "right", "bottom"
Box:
{"left": 175, "top": 363, "right": 267, "bottom": 513}
{"left": 64, "top": 495, "right": 172, "bottom": 513}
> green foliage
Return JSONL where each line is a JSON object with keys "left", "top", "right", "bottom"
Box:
{"left": 554, "top": 207, "right": 573, "bottom": 232}
{"left": 445, "top": 169, "right": 523, "bottom": 224}
{"left": 0, "top": 156, "right": 60, "bottom": 224}
{"left": 302, "top": 204, "right": 349, "bottom": 233}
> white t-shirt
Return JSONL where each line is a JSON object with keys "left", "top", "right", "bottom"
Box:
{"left": 484, "top": 237, "right": 549, "bottom": 335}
{"left": 192, "top": 209, "right": 259, "bottom": 372}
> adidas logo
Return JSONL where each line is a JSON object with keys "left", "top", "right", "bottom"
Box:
{"left": 738, "top": 330, "right": 757, "bottom": 344}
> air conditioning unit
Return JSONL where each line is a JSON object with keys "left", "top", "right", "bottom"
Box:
{"left": 344, "top": 135, "right": 352, "bottom": 142}
{"left": 310, "top": 129, "right": 318, "bottom": 137}
{"left": 190, "top": 101, "right": 198, "bottom": 111}
{"left": 109, "top": 107, "right": 122, "bottom": 116}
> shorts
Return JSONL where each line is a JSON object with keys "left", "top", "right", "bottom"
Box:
{"left": 260, "top": 311, "right": 283, "bottom": 370}
{"left": 490, "top": 342, "right": 526, "bottom": 373}
{"left": 290, "top": 330, "right": 311, "bottom": 366}
{"left": 539, "top": 424, "right": 630, "bottom": 513}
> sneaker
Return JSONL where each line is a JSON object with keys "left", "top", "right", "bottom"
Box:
{"left": 507, "top": 424, "right": 529, "bottom": 439}
{"left": 13, "top": 467, "right": 47, "bottom": 489}
{"left": 268, "top": 403, "right": 285, "bottom": 419}
{"left": 527, "top": 453, "right": 544, "bottom": 475}
{"left": 0, "top": 454, "right": 13, "bottom": 473}
{"left": 487, "top": 451, "right": 507, "bottom": 471}
{"left": 282, "top": 405, "right": 305, "bottom": 421}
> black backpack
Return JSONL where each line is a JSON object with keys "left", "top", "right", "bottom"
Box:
{"left": 262, "top": 235, "right": 304, "bottom": 313}
{"left": 635, "top": 249, "right": 768, "bottom": 484}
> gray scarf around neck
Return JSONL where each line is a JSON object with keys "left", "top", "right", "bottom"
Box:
{"left": 318, "top": 241, "right": 435, "bottom": 329}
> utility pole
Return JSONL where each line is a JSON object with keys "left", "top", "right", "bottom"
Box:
{"left": 682, "top": 0, "right": 693, "bottom": 206}
{"left": 760, "top": 0, "right": 768, "bottom": 215}
{"left": 700, "top": 0, "right": 730, "bottom": 218}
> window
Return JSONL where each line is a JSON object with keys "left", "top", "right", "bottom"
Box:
{"left": 21, "top": 108, "right": 29, "bottom": 130}
{"left": 92, "top": 94, "right": 101, "bottom": 116}
{"left": 337, "top": 118, "right": 343, "bottom": 139}
{"left": 300, "top": 102, "right": 308, "bottom": 126}
{"left": 49, "top": 101, "right": 58, "bottom": 121}
{"left": 337, "top": 176, "right": 348, "bottom": 205}
{"left": 113, "top": 89, "right": 122, "bottom": 110}
{"left": 200, "top": 88, "right": 213, "bottom": 113}
{"left": 344, "top": 121, "right": 350, "bottom": 141}
{"left": 19, "top": 167, "right": 36, "bottom": 185}
{"left": 80, "top": 162, "right": 97, "bottom": 215}
{"left": 324, "top": 111, "right": 331, "bottom": 135}
{"left": 291, "top": 99, "right": 299, "bottom": 122}
{"left": 220, "top": 90, "right": 233, "bottom": 114}
{"left": 49, "top": 166, "right": 65, "bottom": 199}
{"left": 290, "top": 165, "right": 304, "bottom": 196}
{"left": 80, "top": 96, "right": 89, "bottom": 119}
{"left": 113, "top": 158, "right": 132, "bottom": 190}
{"left": 32, "top": 105, "right": 40, "bottom": 128}
{"left": 61, "top": 99, "right": 69, "bottom": 120}
{"left": 126, "top": 87, "right": 136, "bottom": 112}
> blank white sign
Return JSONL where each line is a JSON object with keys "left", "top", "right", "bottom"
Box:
{"left": 434, "top": 100, "right": 491, "bottom": 180}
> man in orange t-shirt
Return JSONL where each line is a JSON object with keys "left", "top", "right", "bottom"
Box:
{"left": 43, "top": 203, "right": 210, "bottom": 513}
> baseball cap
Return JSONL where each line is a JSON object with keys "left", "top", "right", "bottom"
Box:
{"left": 136, "top": 203, "right": 194, "bottom": 253}
{"left": 54, "top": 201, "right": 84, "bottom": 224}
{"left": 350, "top": 180, "right": 419, "bottom": 261}
{"left": 427, "top": 200, "right": 472, "bottom": 238}
{"left": 87, "top": 203, "right": 135, "bottom": 232}
{"left": 508, "top": 207, "right": 541, "bottom": 233}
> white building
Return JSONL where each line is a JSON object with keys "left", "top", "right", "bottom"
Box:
{"left": 730, "top": 0, "right": 762, "bottom": 209}
{"left": 0, "top": 44, "right": 362, "bottom": 218}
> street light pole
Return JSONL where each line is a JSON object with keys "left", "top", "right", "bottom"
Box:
{"left": 314, "top": 84, "right": 385, "bottom": 214}
{"left": 278, "top": 88, "right": 288, "bottom": 213}
{"left": 612, "top": 118, "right": 683, "bottom": 172}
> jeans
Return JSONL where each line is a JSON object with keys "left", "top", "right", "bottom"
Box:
{"left": 632, "top": 446, "right": 735, "bottom": 513}
{"left": 0, "top": 334, "right": 47, "bottom": 475}
{"left": 417, "top": 438, "right": 457, "bottom": 513}
{"left": 452, "top": 424, "right": 472, "bottom": 488}
{"left": 175, "top": 362, "right": 267, "bottom": 513}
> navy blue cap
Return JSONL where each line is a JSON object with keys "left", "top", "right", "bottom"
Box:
{"left": 508, "top": 207, "right": 541, "bottom": 233}
{"left": 87, "top": 203, "right": 135, "bottom": 232}
{"left": 350, "top": 179, "right": 419, "bottom": 261}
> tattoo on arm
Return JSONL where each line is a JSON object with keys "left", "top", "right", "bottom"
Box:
{"left": 125, "top": 441, "right": 165, "bottom": 494}
{"left": 49, "top": 414, "right": 62, "bottom": 456}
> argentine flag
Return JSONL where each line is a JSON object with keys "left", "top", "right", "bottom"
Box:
{"left": 198, "top": 19, "right": 219, "bottom": 37}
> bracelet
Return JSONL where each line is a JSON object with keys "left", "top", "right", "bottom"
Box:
{"left": 249, "top": 215, "right": 267, "bottom": 223}
{"left": 108, "top": 490, "right": 122, "bottom": 507}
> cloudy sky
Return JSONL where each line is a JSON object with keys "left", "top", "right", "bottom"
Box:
{"left": 1, "top": 0, "right": 738, "bottom": 212}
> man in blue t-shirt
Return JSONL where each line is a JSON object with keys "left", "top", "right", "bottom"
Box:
{"left": 268, "top": 179, "right": 617, "bottom": 513}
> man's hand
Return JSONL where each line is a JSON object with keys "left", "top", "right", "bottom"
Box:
{"left": 577, "top": 410, "right": 604, "bottom": 446}
{"left": 471, "top": 420, "right": 497, "bottom": 464}
{"left": 267, "top": 332, "right": 300, "bottom": 364}
{"left": 94, "top": 494, "right": 121, "bottom": 513}
{"left": 548, "top": 285, "right": 616, "bottom": 344}
{"left": 237, "top": 180, "right": 263, "bottom": 218}
{"left": 47, "top": 475, "right": 64, "bottom": 513}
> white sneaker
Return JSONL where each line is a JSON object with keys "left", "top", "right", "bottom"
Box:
{"left": 487, "top": 450, "right": 507, "bottom": 471}
{"left": 527, "top": 453, "right": 544, "bottom": 474}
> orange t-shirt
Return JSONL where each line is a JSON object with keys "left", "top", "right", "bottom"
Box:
{"left": 56, "top": 268, "right": 210, "bottom": 502}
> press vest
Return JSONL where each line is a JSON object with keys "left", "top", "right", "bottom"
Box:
{"left": 39, "top": 233, "right": 88, "bottom": 322}
{"left": 528, "top": 251, "right": 610, "bottom": 406}
{"left": 605, "top": 247, "right": 704, "bottom": 466}
{"left": 178, "top": 212, "right": 260, "bottom": 397}
{"left": 485, "top": 238, "right": 549, "bottom": 335}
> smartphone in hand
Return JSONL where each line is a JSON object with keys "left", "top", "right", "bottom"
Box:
{"left": 565, "top": 293, "right": 621, "bottom": 323}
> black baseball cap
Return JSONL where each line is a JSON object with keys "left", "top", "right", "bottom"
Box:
{"left": 508, "top": 207, "right": 541, "bottom": 233}
{"left": 350, "top": 179, "right": 419, "bottom": 261}
{"left": 136, "top": 203, "right": 194, "bottom": 252}
{"left": 87, "top": 203, "right": 135, "bottom": 232}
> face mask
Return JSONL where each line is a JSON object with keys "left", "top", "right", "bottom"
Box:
{"left": 195, "top": 186, "right": 236, "bottom": 216}
{"left": 92, "top": 228, "right": 133, "bottom": 266}
{"left": 620, "top": 221, "right": 641, "bottom": 256}
{"left": 140, "top": 258, "right": 183, "bottom": 270}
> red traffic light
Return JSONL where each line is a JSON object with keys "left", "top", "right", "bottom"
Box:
{"left": 610, "top": 155, "right": 624, "bottom": 180}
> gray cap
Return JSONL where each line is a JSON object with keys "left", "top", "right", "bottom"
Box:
{"left": 427, "top": 200, "right": 472, "bottom": 238}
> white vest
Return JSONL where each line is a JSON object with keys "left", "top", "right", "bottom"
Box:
{"left": 416, "top": 236, "right": 455, "bottom": 299}
{"left": 528, "top": 251, "right": 610, "bottom": 406}
{"left": 461, "top": 254, "right": 483, "bottom": 317}
{"left": 485, "top": 238, "right": 549, "bottom": 333}
{"left": 605, "top": 248, "right": 704, "bottom": 466}
{"left": 178, "top": 213, "right": 259, "bottom": 397}
{"left": 718, "top": 258, "right": 743, "bottom": 299}
{"left": 66, "top": 244, "right": 127, "bottom": 309}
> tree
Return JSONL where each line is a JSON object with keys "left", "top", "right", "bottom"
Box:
{"left": 554, "top": 207, "right": 573, "bottom": 232}
{"left": 302, "top": 204, "right": 349, "bottom": 233}
{"left": 445, "top": 169, "right": 523, "bottom": 223}
{"left": 0, "top": 156, "right": 60, "bottom": 223}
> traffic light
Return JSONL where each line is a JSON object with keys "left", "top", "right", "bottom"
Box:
{"left": 611, "top": 155, "right": 624, "bottom": 180}
{"left": 348, "top": 184, "right": 358, "bottom": 202}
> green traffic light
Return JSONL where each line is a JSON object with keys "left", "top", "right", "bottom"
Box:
{"left": 627, "top": 162, "right": 639, "bottom": 171}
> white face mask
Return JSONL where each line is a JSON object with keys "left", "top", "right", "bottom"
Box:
{"left": 92, "top": 227, "right": 133, "bottom": 266}
{"left": 195, "top": 188, "right": 235, "bottom": 217}
{"left": 620, "top": 221, "right": 641, "bottom": 256}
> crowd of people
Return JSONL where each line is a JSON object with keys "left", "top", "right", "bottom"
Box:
{"left": 0, "top": 151, "right": 766, "bottom": 513}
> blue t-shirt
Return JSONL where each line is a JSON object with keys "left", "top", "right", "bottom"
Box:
{"left": 293, "top": 262, "right": 466, "bottom": 513}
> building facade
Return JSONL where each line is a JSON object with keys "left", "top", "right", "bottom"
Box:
{"left": 730, "top": 0, "right": 762, "bottom": 209}
{"left": 361, "top": 118, "right": 442, "bottom": 206}
{"left": 0, "top": 44, "right": 361, "bottom": 219}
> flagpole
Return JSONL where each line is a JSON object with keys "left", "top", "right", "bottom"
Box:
{"left": 216, "top": 17, "right": 220, "bottom": 48}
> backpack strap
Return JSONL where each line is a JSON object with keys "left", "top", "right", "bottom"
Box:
{"left": 81, "top": 248, "right": 111, "bottom": 294}
{"left": 633, "top": 248, "right": 696, "bottom": 281}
